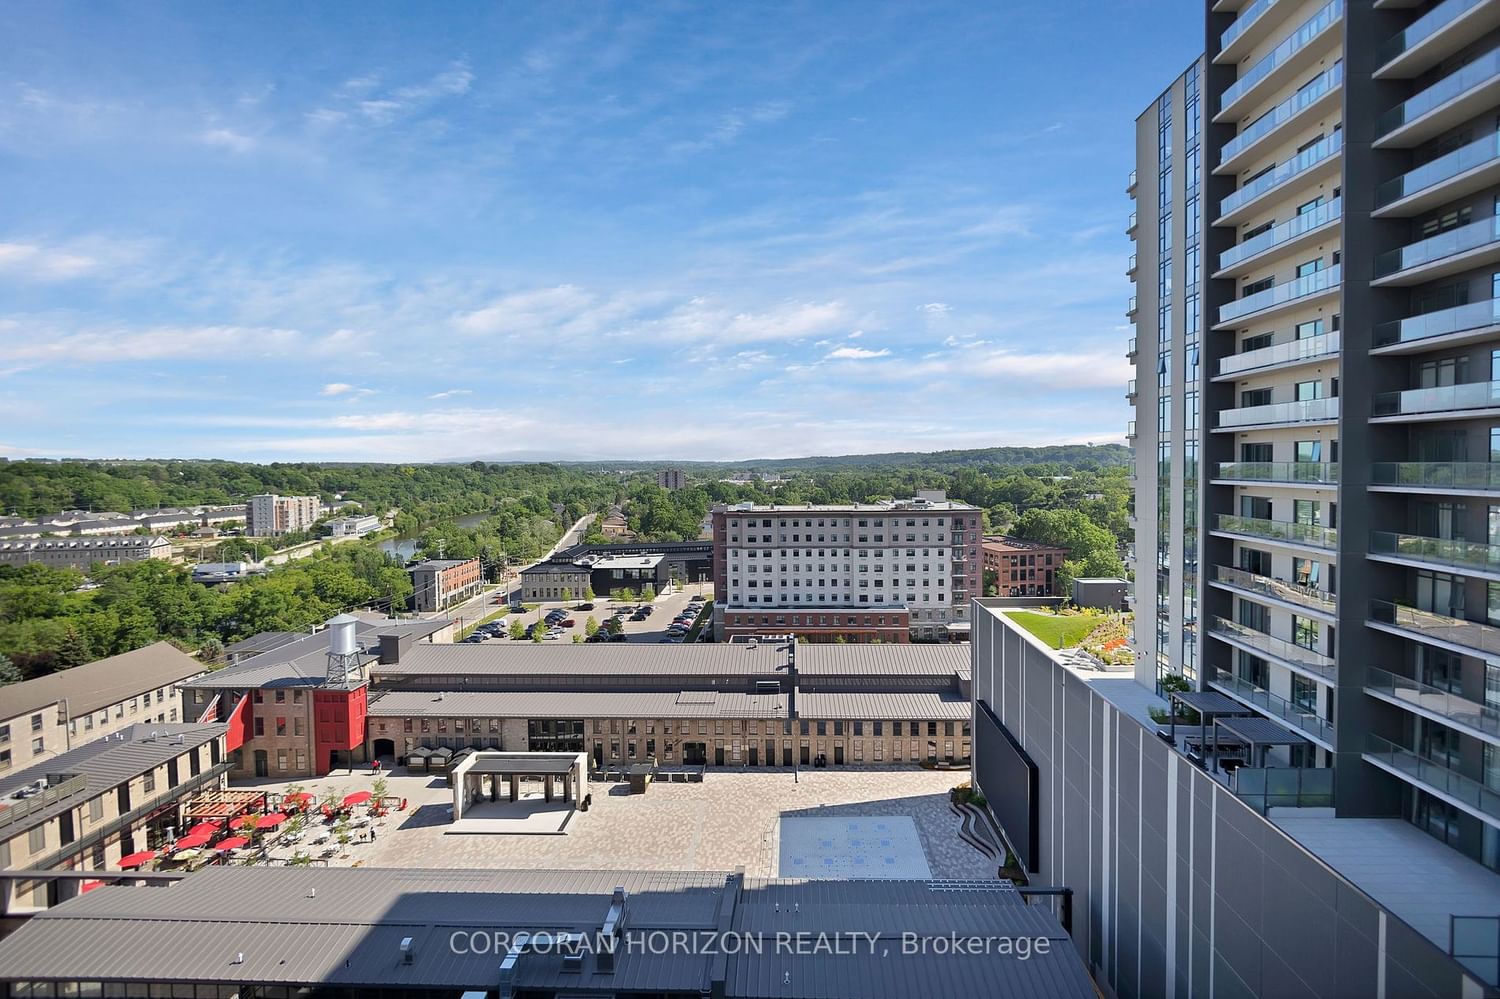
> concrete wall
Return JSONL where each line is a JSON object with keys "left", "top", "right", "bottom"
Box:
{"left": 971, "top": 605, "right": 1483, "bottom": 998}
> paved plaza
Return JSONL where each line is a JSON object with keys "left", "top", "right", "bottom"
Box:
{"left": 240, "top": 765, "right": 993, "bottom": 879}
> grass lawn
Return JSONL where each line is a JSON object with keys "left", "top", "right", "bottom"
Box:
{"left": 1007, "top": 611, "right": 1100, "bottom": 650}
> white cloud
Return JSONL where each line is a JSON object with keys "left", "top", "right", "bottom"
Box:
{"left": 200, "top": 128, "right": 254, "bottom": 153}
{"left": 428, "top": 388, "right": 472, "bottom": 400}
{"left": 920, "top": 302, "right": 950, "bottom": 315}
{"left": 321, "top": 383, "right": 355, "bottom": 396}
{"left": 0, "top": 242, "right": 97, "bottom": 281}
{"left": 825, "top": 346, "right": 890, "bottom": 360}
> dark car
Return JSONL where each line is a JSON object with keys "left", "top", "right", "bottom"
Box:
{"left": 640, "top": 606, "right": 655, "bottom": 616}
{"left": 576, "top": 602, "right": 595, "bottom": 611}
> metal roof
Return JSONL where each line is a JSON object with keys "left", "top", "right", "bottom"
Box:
{"left": 376, "top": 642, "right": 791, "bottom": 679}
{"left": 464, "top": 754, "right": 580, "bottom": 775}
{"left": 1216, "top": 715, "right": 1311, "bottom": 746}
{"left": 795, "top": 691, "right": 971, "bottom": 721}
{"left": 222, "top": 631, "right": 303, "bottom": 656}
{"left": 410, "top": 559, "right": 476, "bottom": 571}
{"left": 0, "top": 642, "right": 207, "bottom": 721}
{"left": 1170, "top": 691, "right": 1249, "bottom": 715}
{"left": 794, "top": 643, "right": 969, "bottom": 676}
{"left": 185, "top": 618, "right": 448, "bottom": 690}
{"left": 369, "top": 689, "right": 785, "bottom": 719}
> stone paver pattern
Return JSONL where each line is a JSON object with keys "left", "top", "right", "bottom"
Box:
{"left": 240, "top": 766, "right": 994, "bottom": 879}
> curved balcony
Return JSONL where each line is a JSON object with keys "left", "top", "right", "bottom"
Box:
{"left": 1208, "top": 616, "right": 1336, "bottom": 682}
{"left": 1217, "top": 132, "right": 1343, "bottom": 224}
{"left": 1370, "top": 531, "right": 1500, "bottom": 578}
{"left": 1212, "top": 513, "right": 1338, "bottom": 550}
{"left": 1371, "top": 379, "right": 1500, "bottom": 421}
{"left": 1369, "top": 598, "right": 1500, "bottom": 660}
{"left": 1376, "top": 0, "right": 1500, "bottom": 80}
{"left": 1372, "top": 299, "right": 1500, "bottom": 354}
{"left": 1371, "top": 462, "right": 1500, "bottom": 494}
{"left": 1217, "top": 264, "right": 1341, "bottom": 327}
{"left": 1217, "top": 0, "right": 1344, "bottom": 121}
{"left": 1217, "top": 332, "right": 1339, "bottom": 379}
{"left": 1216, "top": 396, "right": 1338, "bottom": 431}
{"left": 1366, "top": 665, "right": 1500, "bottom": 744}
{"left": 1365, "top": 732, "right": 1500, "bottom": 825}
{"left": 1211, "top": 668, "right": 1334, "bottom": 746}
{"left": 1374, "top": 214, "right": 1500, "bottom": 286}
{"left": 1375, "top": 131, "right": 1500, "bottom": 217}
{"left": 1218, "top": 63, "right": 1343, "bottom": 174}
{"left": 1377, "top": 47, "right": 1500, "bottom": 148}
{"left": 1210, "top": 564, "right": 1337, "bottom": 618}
{"left": 1212, "top": 462, "right": 1339, "bottom": 488}
{"left": 1216, "top": 197, "right": 1341, "bottom": 276}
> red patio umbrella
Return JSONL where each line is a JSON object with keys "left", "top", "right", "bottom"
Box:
{"left": 213, "top": 836, "right": 250, "bottom": 851}
{"left": 117, "top": 850, "right": 157, "bottom": 870}
{"left": 283, "top": 791, "right": 313, "bottom": 808}
{"left": 187, "top": 821, "right": 220, "bottom": 836}
{"left": 173, "top": 833, "right": 212, "bottom": 851}
{"left": 255, "top": 812, "right": 287, "bottom": 829}
{"left": 341, "top": 791, "right": 372, "bottom": 808}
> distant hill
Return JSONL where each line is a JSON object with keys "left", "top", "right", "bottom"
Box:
{"left": 551, "top": 443, "right": 1130, "bottom": 473}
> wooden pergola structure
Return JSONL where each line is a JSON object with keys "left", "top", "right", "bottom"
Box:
{"left": 181, "top": 789, "right": 267, "bottom": 824}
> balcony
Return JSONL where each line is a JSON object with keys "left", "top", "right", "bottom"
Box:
{"left": 1373, "top": 215, "right": 1500, "bottom": 286}
{"left": 1371, "top": 379, "right": 1500, "bottom": 421}
{"left": 1212, "top": 513, "right": 1338, "bottom": 550}
{"left": 1126, "top": 420, "right": 1137, "bottom": 441}
{"left": 1377, "top": 46, "right": 1500, "bottom": 148}
{"left": 1371, "top": 461, "right": 1500, "bottom": 494}
{"left": 1127, "top": 253, "right": 1137, "bottom": 279}
{"left": 1364, "top": 732, "right": 1500, "bottom": 825}
{"left": 1217, "top": 0, "right": 1284, "bottom": 64}
{"left": 1216, "top": 0, "right": 1344, "bottom": 122}
{"left": 1127, "top": 336, "right": 1138, "bottom": 362}
{"left": 1369, "top": 530, "right": 1500, "bottom": 578}
{"left": 1375, "top": 131, "right": 1500, "bottom": 217}
{"left": 1127, "top": 295, "right": 1138, "bottom": 320}
{"left": 1216, "top": 331, "right": 1339, "bottom": 379}
{"left": 1127, "top": 169, "right": 1137, "bottom": 197}
{"left": 1216, "top": 132, "right": 1343, "bottom": 225}
{"left": 1216, "top": 264, "right": 1341, "bottom": 327}
{"left": 1215, "top": 197, "right": 1341, "bottom": 276}
{"left": 1216, "top": 396, "right": 1338, "bottom": 431}
{"left": 1212, "top": 462, "right": 1339, "bottom": 489}
{"left": 1369, "top": 598, "right": 1500, "bottom": 660}
{"left": 1376, "top": 0, "right": 1500, "bottom": 80}
{"left": 1373, "top": 298, "right": 1500, "bottom": 354}
{"left": 1210, "top": 564, "right": 1337, "bottom": 618}
{"left": 1210, "top": 668, "right": 1334, "bottom": 747}
{"left": 1218, "top": 63, "right": 1343, "bottom": 175}
{"left": 1127, "top": 211, "right": 1138, "bottom": 238}
{"left": 1208, "top": 616, "right": 1337, "bottom": 682}
{"left": 1126, "top": 379, "right": 1138, "bottom": 404}
{"left": 1366, "top": 665, "right": 1500, "bottom": 744}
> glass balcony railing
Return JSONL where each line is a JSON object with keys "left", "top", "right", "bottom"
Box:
{"left": 1370, "top": 598, "right": 1500, "bottom": 658}
{"left": 1366, "top": 665, "right": 1500, "bottom": 739}
{"left": 1128, "top": 295, "right": 1137, "bottom": 314}
{"left": 1379, "top": 47, "right": 1500, "bottom": 137}
{"left": 1378, "top": 0, "right": 1489, "bottom": 67}
{"left": 1365, "top": 732, "right": 1500, "bottom": 822}
{"left": 1376, "top": 130, "right": 1500, "bottom": 208}
{"left": 1211, "top": 565, "right": 1336, "bottom": 614}
{"left": 1213, "top": 462, "right": 1339, "bottom": 486}
{"left": 1376, "top": 215, "right": 1500, "bottom": 278}
{"left": 1373, "top": 298, "right": 1500, "bottom": 348}
{"left": 1212, "top": 668, "right": 1334, "bottom": 744}
{"left": 1220, "top": 63, "right": 1343, "bottom": 167}
{"left": 1232, "top": 766, "right": 1335, "bottom": 814}
{"left": 1213, "top": 513, "right": 1338, "bottom": 549}
{"left": 1126, "top": 420, "right": 1137, "bottom": 438}
{"left": 1221, "top": 0, "right": 1280, "bottom": 51}
{"left": 1218, "top": 396, "right": 1338, "bottom": 429}
{"left": 1219, "top": 332, "right": 1339, "bottom": 377}
{"left": 1219, "top": 132, "right": 1342, "bottom": 218}
{"left": 1208, "top": 616, "right": 1336, "bottom": 681}
{"left": 1127, "top": 378, "right": 1137, "bottom": 398}
{"left": 1372, "top": 379, "right": 1500, "bottom": 418}
{"left": 1218, "top": 197, "right": 1341, "bottom": 272}
{"left": 1371, "top": 461, "right": 1500, "bottom": 491}
{"left": 1370, "top": 530, "right": 1500, "bottom": 574}
{"left": 1128, "top": 211, "right": 1138, "bottom": 232}
{"left": 1127, "top": 336, "right": 1138, "bottom": 358}
{"left": 1220, "top": 0, "right": 1344, "bottom": 113}
{"left": 1219, "top": 264, "right": 1341, "bottom": 325}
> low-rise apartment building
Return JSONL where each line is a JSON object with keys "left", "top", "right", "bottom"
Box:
{"left": 981, "top": 535, "right": 1069, "bottom": 597}
{"left": 711, "top": 492, "right": 982, "bottom": 642}
{"left": 520, "top": 542, "right": 714, "bottom": 601}
{"left": 0, "top": 642, "right": 207, "bottom": 772}
{"left": 245, "top": 494, "right": 319, "bottom": 537}
{"left": 409, "top": 557, "right": 483, "bottom": 612}
{"left": 325, "top": 514, "right": 380, "bottom": 537}
{"left": 0, "top": 536, "right": 172, "bottom": 570}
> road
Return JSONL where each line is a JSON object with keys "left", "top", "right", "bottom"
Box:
{"left": 436, "top": 513, "right": 595, "bottom": 626}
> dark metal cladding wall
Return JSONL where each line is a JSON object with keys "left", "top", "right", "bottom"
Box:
{"left": 974, "top": 699, "right": 1039, "bottom": 871}
{"left": 970, "top": 605, "right": 1485, "bottom": 999}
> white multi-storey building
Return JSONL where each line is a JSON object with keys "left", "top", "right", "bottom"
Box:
{"left": 246, "top": 494, "right": 320, "bottom": 537}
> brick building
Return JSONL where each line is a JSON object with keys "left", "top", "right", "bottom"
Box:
{"left": 981, "top": 535, "right": 1070, "bottom": 597}
{"left": 409, "top": 558, "right": 483, "bottom": 613}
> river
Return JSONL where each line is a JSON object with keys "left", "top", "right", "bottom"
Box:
{"left": 378, "top": 510, "right": 493, "bottom": 562}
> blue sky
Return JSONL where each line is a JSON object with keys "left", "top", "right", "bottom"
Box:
{"left": 0, "top": 0, "right": 1200, "bottom": 462}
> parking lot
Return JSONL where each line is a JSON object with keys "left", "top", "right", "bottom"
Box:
{"left": 461, "top": 584, "right": 711, "bottom": 646}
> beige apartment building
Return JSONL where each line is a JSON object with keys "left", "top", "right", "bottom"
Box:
{"left": 245, "top": 494, "right": 320, "bottom": 537}
{"left": 0, "top": 536, "right": 172, "bottom": 570}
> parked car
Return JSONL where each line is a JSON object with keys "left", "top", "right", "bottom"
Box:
{"left": 560, "top": 618, "right": 576, "bottom": 628}
{"left": 630, "top": 611, "right": 648, "bottom": 622}
{"left": 576, "top": 602, "right": 595, "bottom": 611}
{"left": 640, "top": 606, "right": 655, "bottom": 616}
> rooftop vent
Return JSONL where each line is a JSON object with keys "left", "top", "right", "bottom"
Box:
{"left": 399, "top": 937, "right": 414, "bottom": 965}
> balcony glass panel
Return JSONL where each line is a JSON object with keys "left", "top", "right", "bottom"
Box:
{"left": 1211, "top": 565, "right": 1336, "bottom": 614}
{"left": 1213, "top": 462, "right": 1339, "bottom": 486}
{"left": 1366, "top": 732, "right": 1500, "bottom": 821}
{"left": 1212, "top": 668, "right": 1334, "bottom": 743}
{"left": 1378, "top": 47, "right": 1500, "bottom": 136}
{"left": 1218, "top": 197, "right": 1341, "bottom": 271}
{"left": 1366, "top": 665, "right": 1500, "bottom": 739}
{"left": 1213, "top": 513, "right": 1338, "bottom": 548}
{"left": 1372, "top": 380, "right": 1500, "bottom": 417}
{"left": 1378, "top": 0, "right": 1489, "bottom": 67}
{"left": 1370, "top": 530, "right": 1500, "bottom": 573}
{"left": 1376, "top": 214, "right": 1500, "bottom": 277}
{"left": 1220, "top": 0, "right": 1344, "bottom": 113}
{"left": 1220, "top": 332, "right": 1339, "bottom": 376}
{"left": 1208, "top": 616, "right": 1336, "bottom": 680}
{"left": 1371, "top": 461, "right": 1500, "bottom": 490}
{"left": 1221, "top": 63, "right": 1343, "bottom": 167}
{"left": 1376, "top": 130, "right": 1500, "bottom": 207}
{"left": 1219, "top": 132, "right": 1342, "bottom": 218}
{"left": 1218, "top": 396, "right": 1338, "bottom": 428}
{"left": 1219, "top": 264, "right": 1341, "bottom": 325}
{"left": 1222, "top": 0, "right": 1279, "bottom": 50}
{"left": 1370, "top": 598, "right": 1500, "bottom": 658}
{"left": 1374, "top": 298, "right": 1500, "bottom": 348}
